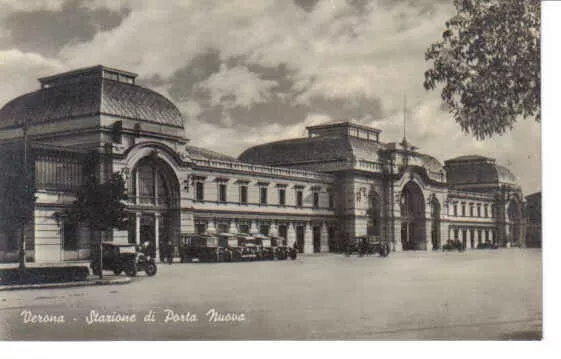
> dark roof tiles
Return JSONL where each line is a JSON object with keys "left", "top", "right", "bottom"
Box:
{"left": 0, "top": 77, "right": 183, "bottom": 129}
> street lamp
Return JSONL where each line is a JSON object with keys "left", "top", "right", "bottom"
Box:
{"left": 19, "top": 118, "right": 31, "bottom": 270}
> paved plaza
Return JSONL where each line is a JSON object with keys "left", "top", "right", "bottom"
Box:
{"left": 0, "top": 249, "right": 542, "bottom": 340}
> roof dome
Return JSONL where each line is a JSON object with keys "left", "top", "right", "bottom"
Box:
{"left": 444, "top": 155, "right": 518, "bottom": 186}
{"left": 0, "top": 65, "right": 184, "bottom": 129}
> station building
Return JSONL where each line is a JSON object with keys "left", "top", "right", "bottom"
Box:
{"left": 0, "top": 66, "right": 526, "bottom": 263}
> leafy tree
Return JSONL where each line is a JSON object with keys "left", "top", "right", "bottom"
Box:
{"left": 57, "top": 152, "right": 128, "bottom": 278}
{"left": 60, "top": 152, "right": 128, "bottom": 232}
{"left": 424, "top": 0, "right": 540, "bottom": 139}
{"left": 0, "top": 146, "right": 36, "bottom": 269}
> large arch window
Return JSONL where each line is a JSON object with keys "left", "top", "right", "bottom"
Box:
{"left": 131, "top": 158, "right": 172, "bottom": 207}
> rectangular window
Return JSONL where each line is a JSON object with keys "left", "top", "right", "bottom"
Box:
{"left": 313, "top": 192, "right": 319, "bottom": 208}
{"left": 469, "top": 204, "right": 474, "bottom": 217}
{"left": 461, "top": 202, "right": 466, "bottom": 216}
{"left": 328, "top": 192, "right": 334, "bottom": 209}
{"left": 453, "top": 204, "right": 458, "bottom": 217}
{"left": 477, "top": 205, "right": 481, "bottom": 217}
{"left": 218, "top": 183, "right": 227, "bottom": 202}
{"left": 296, "top": 190, "right": 303, "bottom": 207}
{"left": 260, "top": 225, "right": 270, "bottom": 236}
{"left": 484, "top": 205, "right": 489, "bottom": 218}
{"left": 239, "top": 224, "right": 249, "bottom": 234}
{"left": 195, "top": 181, "right": 204, "bottom": 201}
{"left": 279, "top": 188, "right": 286, "bottom": 206}
{"left": 217, "top": 223, "right": 228, "bottom": 233}
{"left": 195, "top": 223, "right": 207, "bottom": 234}
{"left": 239, "top": 185, "right": 248, "bottom": 204}
{"left": 260, "top": 187, "right": 268, "bottom": 205}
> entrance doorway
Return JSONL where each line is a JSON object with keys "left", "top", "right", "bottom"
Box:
{"left": 296, "top": 225, "right": 304, "bottom": 253}
{"left": 507, "top": 199, "right": 522, "bottom": 246}
{"left": 130, "top": 155, "right": 180, "bottom": 260}
{"left": 313, "top": 226, "right": 321, "bottom": 253}
{"left": 430, "top": 196, "right": 441, "bottom": 250}
{"left": 400, "top": 181, "right": 426, "bottom": 250}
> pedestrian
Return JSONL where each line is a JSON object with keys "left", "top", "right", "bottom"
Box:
{"left": 166, "top": 240, "right": 174, "bottom": 264}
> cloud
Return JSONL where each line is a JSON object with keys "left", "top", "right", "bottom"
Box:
{"left": 1, "top": 1, "right": 130, "bottom": 57}
{"left": 0, "top": 49, "right": 65, "bottom": 105}
{"left": 0, "top": 0, "right": 541, "bottom": 194}
{"left": 196, "top": 64, "right": 278, "bottom": 109}
{"left": 0, "top": 0, "right": 65, "bottom": 13}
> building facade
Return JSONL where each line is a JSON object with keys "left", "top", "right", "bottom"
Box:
{"left": 0, "top": 66, "right": 526, "bottom": 264}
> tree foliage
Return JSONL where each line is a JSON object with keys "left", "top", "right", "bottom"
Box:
{"left": 59, "top": 153, "right": 128, "bottom": 232}
{"left": 0, "top": 147, "right": 36, "bottom": 232}
{"left": 424, "top": 0, "right": 540, "bottom": 139}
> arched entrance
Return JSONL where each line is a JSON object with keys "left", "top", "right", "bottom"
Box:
{"left": 400, "top": 181, "right": 426, "bottom": 250}
{"left": 430, "top": 196, "right": 441, "bottom": 250}
{"left": 507, "top": 198, "right": 522, "bottom": 246}
{"left": 129, "top": 155, "right": 180, "bottom": 261}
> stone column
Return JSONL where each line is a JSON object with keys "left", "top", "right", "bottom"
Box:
{"left": 154, "top": 213, "right": 161, "bottom": 262}
{"left": 269, "top": 222, "right": 279, "bottom": 237}
{"left": 320, "top": 222, "right": 329, "bottom": 253}
{"left": 287, "top": 223, "right": 296, "bottom": 248}
{"left": 229, "top": 220, "right": 237, "bottom": 234}
{"left": 393, "top": 220, "right": 403, "bottom": 252}
{"left": 424, "top": 219, "right": 431, "bottom": 251}
{"left": 207, "top": 219, "right": 216, "bottom": 234}
{"left": 135, "top": 213, "right": 141, "bottom": 245}
{"left": 304, "top": 222, "right": 313, "bottom": 254}
{"left": 250, "top": 220, "right": 259, "bottom": 235}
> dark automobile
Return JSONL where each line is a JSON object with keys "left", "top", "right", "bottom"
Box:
{"left": 270, "top": 236, "right": 287, "bottom": 260}
{"left": 476, "top": 241, "right": 499, "bottom": 249}
{"left": 91, "top": 242, "right": 157, "bottom": 277}
{"left": 238, "top": 234, "right": 260, "bottom": 261}
{"left": 344, "top": 235, "right": 390, "bottom": 257}
{"left": 442, "top": 239, "right": 466, "bottom": 252}
{"left": 179, "top": 233, "right": 221, "bottom": 262}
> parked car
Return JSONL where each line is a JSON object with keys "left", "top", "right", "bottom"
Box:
{"left": 260, "top": 236, "right": 274, "bottom": 260}
{"left": 91, "top": 242, "right": 157, "bottom": 277}
{"left": 179, "top": 233, "right": 220, "bottom": 262}
{"left": 344, "top": 236, "right": 390, "bottom": 257}
{"left": 442, "top": 239, "right": 465, "bottom": 252}
{"left": 270, "top": 236, "right": 288, "bottom": 260}
{"left": 477, "top": 241, "right": 499, "bottom": 249}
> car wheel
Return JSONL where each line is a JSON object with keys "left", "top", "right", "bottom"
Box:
{"left": 113, "top": 266, "right": 123, "bottom": 276}
{"left": 379, "top": 246, "right": 390, "bottom": 257}
{"left": 124, "top": 264, "right": 137, "bottom": 277}
{"left": 91, "top": 262, "right": 101, "bottom": 276}
{"left": 145, "top": 262, "right": 157, "bottom": 276}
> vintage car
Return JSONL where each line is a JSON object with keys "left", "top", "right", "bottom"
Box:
{"left": 442, "top": 239, "right": 466, "bottom": 252}
{"left": 179, "top": 233, "right": 221, "bottom": 262}
{"left": 90, "top": 242, "right": 157, "bottom": 277}
{"left": 476, "top": 241, "right": 499, "bottom": 250}
{"left": 267, "top": 236, "right": 292, "bottom": 260}
{"left": 260, "top": 236, "right": 275, "bottom": 260}
{"left": 238, "top": 234, "right": 260, "bottom": 261}
{"left": 344, "top": 236, "right": 390, "bottom": 257}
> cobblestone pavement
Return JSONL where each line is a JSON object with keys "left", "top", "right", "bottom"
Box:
{"left": 0, "top": 249, "right": 542, "bottom": 340}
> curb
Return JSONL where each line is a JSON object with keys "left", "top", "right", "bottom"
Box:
{"left": 0, "top": 277, "right": 131, "bottom": 292}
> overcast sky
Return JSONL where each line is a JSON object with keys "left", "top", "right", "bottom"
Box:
{"left": 0, "top": 0, "right": 541, "bottom": 195}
